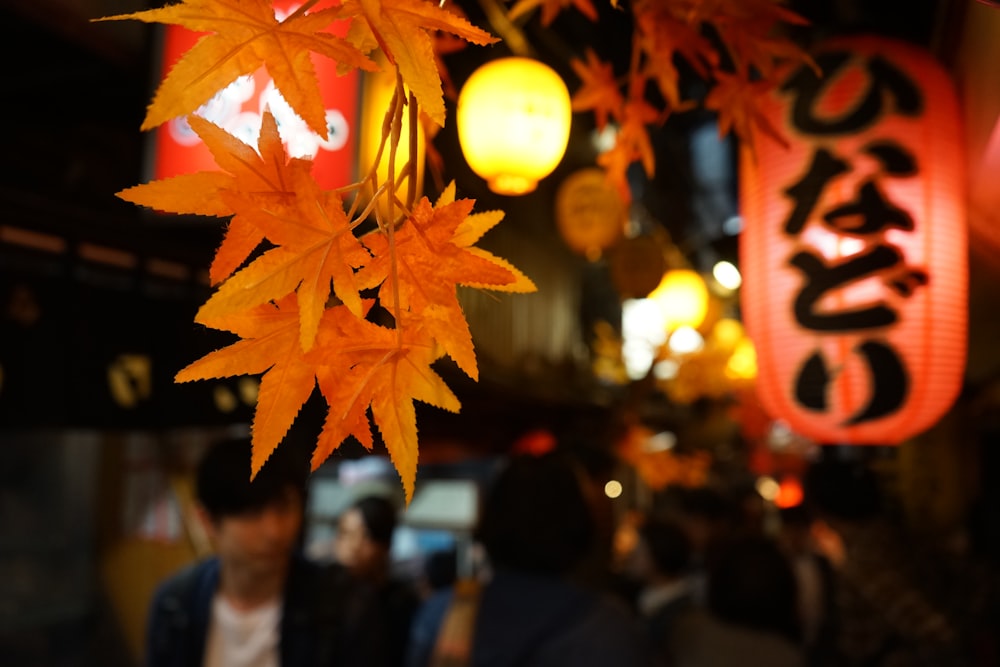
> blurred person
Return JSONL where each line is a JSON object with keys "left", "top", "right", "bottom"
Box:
{"left": 803, "top": 457, "right": 965, "bottom": 666}
{"left": 406, "top": 450, "right": 654, "bottom": 667}
{"left": 145, "top": 437, "right": 383, "bottom": 667}
{"left": 674, "top": 486, "right": 735, "bottom": 604}
{"left": 335, "top": 494, "right": 420, "bottom": 667}
{"left": 416, "top": 548, "right": 459, "bottom": 601}
{"left": 622, "top": 516, "right": 697, "bottom": 666}
{"left": 777, "top": 503, "right": 838, "bottom": 665}
{"left": 672, "top": 534, "right": 805, "bottom": 667}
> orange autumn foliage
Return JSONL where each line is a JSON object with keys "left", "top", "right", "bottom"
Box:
{"left": 99, "top": 0, "right": 526, "bottom": 501}
{"left": 96, "top": 0, "right": 378, "bottom": 137}
{"left": 561, "top": 0, "right": 814, "bottom": 204}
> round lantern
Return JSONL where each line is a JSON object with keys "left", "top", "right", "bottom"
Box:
{"left": 608, "top": 234, "right": 669, "bottom": 298}
{"left": 648, "top": 269, "right": 710, "bottom": 331}
{"left": 456, "top": 57, "right": 572, "bottom": 195}
{"left": 555, "top": 167, "right": 626, "bottom": 260}
{"left": 739, "top": 35, "right": 967, "bottom": 445}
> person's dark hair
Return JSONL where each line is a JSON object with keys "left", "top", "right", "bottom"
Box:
{"left": 707, "top": 534, "right": 801, "bottom": 643}
{"left": 351, "top": 494, "right": 398, "bottom": 547}
{"left": 476, "top": 451, "right": 594, "bottom": 574}
{"left": 196, "top": 437, "right": 308, "bottom": 520}
{"left": 423, "top": 549, "right": 458, "bottom": 590}
{"left": 640, "top": 517, "right": 692, "bottom": 577}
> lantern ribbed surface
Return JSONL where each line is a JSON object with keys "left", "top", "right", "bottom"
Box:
{"left": 739, "top": 35, "right": 967, "bottom": 445}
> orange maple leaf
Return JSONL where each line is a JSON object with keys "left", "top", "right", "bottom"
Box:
{"left": 175, "top": 293, "right": 318, "bottom": 478}
{"left": 117, "top": 111, "right": 299, "bottom": 285}
{"left": 198, "top": 163, "right": 372, "bottom": 351}
{"left": 596, "top": 142, "right": 634, "bottom": 206}
{"left": 570, "top": 49, "right": 624, "bottom": 130}
{"left": 357, "top": 184, "right": 535, "bottom": 379}
{"left": 308, "top": 310, "right": 460, "bottom": 501}
{"left": 704, "top": 71, "right": 789, "bottom": 157}
{"left": 507, "top": 0, "right": 599, "bottom": 26}
{"left": 431, "top": 1, "right": 472, "bottom": 101}
{"left": 439, "top": 184, "right": 536, "bottom": 294}
{"left": 633, "top": 10, "right": 717, "bottom": 108}
{"left": 95, "top": 0, "right": 376, "bottom": 137}
{"left": 621, "top": 94, "right": 662, "bottom": 178}
{"left": 594, "top": 86, "right": 662, "bottom": 206}
{"left": 709, "top": 0, "right": 813, "bottom": 79}
{"left": 339, "top": 0, "right": 498, "bottom": 127}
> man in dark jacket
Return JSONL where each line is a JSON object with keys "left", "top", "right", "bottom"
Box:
{"left": 145, "top": 437, "right": 383, "bottom": 667}
{"left": 405, "top": 450, "right": 653, "bottom": 667}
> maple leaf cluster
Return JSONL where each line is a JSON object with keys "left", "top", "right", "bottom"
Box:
{"left": 538, "top": 0, "right": 815, "bottom": 204}
{"left": 97, "top": 0, "right": 534, "bottom": 501}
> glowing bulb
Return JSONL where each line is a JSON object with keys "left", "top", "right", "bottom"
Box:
{"left": 604, "top": 480, "right": 623, "bottom": 499}
{"left": 756, "top": 476, "right": 780, "bottom": 501}
{"left": 712, "top": 260, "right": 742, "bottom": 291}
{"left": 648, "top": 269, "right": 709, "bottom": 331}
{"left": 668, "top": 326, "right": 704, "bottom": 355}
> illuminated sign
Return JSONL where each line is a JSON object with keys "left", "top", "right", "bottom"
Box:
{"left": 148, "top": 0, "right": 360, "bottom": 189}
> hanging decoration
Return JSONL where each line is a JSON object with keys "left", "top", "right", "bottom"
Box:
{"left": 555, "top": 167, "right": 627, "bottom": 260}
{"left": 456, "top": 56, "right": 573, "bottom": 195}
{"left": 740, "top": 35, "right": 967, "bottom": 445}
{"left": 96, "top": 0, "right": 536, "bottom": 502}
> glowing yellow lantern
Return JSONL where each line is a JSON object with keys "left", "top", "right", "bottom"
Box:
{"left": 456, "top": 57, "right": 572, "bottom": 195}
{"left": 648, "top": 269, "right": 709, "bottom": 331}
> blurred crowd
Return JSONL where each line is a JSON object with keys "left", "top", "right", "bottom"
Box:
{"left": 144, "top": 435, "right": 1000, "bottom": 667}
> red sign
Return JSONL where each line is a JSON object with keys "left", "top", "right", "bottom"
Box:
{"left": 739, "top": 35, "right": 967, "bottom": 445}
{"left": 148, "top": 0, "right": 360, "bottom": 189}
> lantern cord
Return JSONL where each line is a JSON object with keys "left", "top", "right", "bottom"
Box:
{"left": 475, "top": 0, "right": 534, "bottom": 58}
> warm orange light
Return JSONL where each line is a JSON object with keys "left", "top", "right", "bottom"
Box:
{"left": 740, "top": 35, "right": 967, "bottom": 445}
{"left": 555, "top": 168, "right": 626, "bottom": 259}
{"left": 774, "top": 477, "right": 804, "bottom": 509}
{"left": 648, "top": 269, "right": 709, "bottom": 331}
{"left": 725, "top": 336, "right": 758, "bottom": 382}
{"left": 710, "top": 318, "right": 745, "bottom": 353}
{"left": 456, "top": 57, "right": 572, "bottom": 195}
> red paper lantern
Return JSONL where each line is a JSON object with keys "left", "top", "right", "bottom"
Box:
{"left": 739, "top": 35, "right": 967, "bottom": 445}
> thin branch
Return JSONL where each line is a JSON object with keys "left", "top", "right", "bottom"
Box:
{"left": 406, "top": 90, "right": 419, "bottom": 210}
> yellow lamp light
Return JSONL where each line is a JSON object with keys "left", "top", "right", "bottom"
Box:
{"left": 725, "top": 336, "right": 758, "bottom": 381}
{"left": 456, "top": 57, "right": 572, "bottom": 195}
{"left": 648, "top": 269, "right": 709, "bottom": 331}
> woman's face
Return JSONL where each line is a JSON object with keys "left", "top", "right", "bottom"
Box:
{"left": 333, "top": 507, "right": 383, "bottom": 577}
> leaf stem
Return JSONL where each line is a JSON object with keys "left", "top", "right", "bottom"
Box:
{"left": 286, "top": 0, "right": 322, "bottom": 21}
{"left": 406, "top": 91, "right": 418, "bottom": 210}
